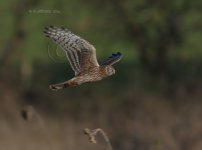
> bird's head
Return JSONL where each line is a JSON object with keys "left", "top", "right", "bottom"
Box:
{"left": 104, "top": 65, "right": 115, "bottom": 76}
{"left": 101, "top": 52, "right": 122, "bottom": 76}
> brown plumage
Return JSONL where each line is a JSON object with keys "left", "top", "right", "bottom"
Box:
{"left": 44, "top": 26, "right": 123, "bottom": 90}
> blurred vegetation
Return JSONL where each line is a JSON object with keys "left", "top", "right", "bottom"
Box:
{"left": 0, "top": 0, "right": 202, "bottom": 150}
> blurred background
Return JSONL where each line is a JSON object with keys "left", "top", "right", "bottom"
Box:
{"left": 0, "top": 0, "right": 202, "bottom": 150}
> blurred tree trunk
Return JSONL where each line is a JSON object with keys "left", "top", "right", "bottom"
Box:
{"left": 0, "top": 0, "right": 39, "bottom": 84}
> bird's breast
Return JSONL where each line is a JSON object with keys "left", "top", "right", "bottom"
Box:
{"left": 78, "top": 67, "right": 107, "bottom": 83}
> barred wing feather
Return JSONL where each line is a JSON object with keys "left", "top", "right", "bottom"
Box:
{"left": 44, "top": 26, "right": 99, "bottom": 75}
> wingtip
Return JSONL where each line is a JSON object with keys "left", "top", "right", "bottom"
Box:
{"left": 43, "top": 30, "right": 50, "bottom": 37}
{"left": 117, "top": 52, "right": 121, "bottom": 55}
{"left": 44, "top": 25, "right": 68, "bottom": 32}
{"left": 101, "top": 52, "right": 123, "bottom": 66}
{"left": 44, "top": 25, "right": 55, "bottom": 30}
{"left": 45, "top": 34, "right": 50, "bottom": 38}
{"left": 117, "top": 52, "right": 123, "bottom": 58}
{"left": 43, "top": 30, "right": 48, "bottom": 34}
{"left": 49, "top": 25, "right": 54, "bottom": 28}
{"left": 61, "top": 26, "right": 65, "bottom": 29}
{"left": 112, "top": 52, "right": 122, "bottom": 57}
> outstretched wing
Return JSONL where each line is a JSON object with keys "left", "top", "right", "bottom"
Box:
{"left": 44, "top": 26, "right": 99, "bottom": 75}
{"left": 101, "top": 52, "right": 123, "bottom": 66}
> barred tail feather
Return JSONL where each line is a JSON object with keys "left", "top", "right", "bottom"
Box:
{"left": 49, "top": 82, "right": 69, "bottom": 91}
{"left": 49, "top": 78, "right": 79, "bottom": 91}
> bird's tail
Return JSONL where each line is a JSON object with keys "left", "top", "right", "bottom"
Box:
{"left": 49, "top": 79, "right": 78, "bottom": 91}
{"left": 49, "top": 82, "right": 69, "bottom": 91}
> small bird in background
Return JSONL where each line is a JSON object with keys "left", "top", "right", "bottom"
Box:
{"left": 44, "top": 26, "right": 123, "bottom": 90}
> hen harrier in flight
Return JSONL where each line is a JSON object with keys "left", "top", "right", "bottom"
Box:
{"left": 44, "top": 26, "right": 123, "bottom": 90}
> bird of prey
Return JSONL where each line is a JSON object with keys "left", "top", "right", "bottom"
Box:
{"left": 44, "top": 26, "right": 123, "bottom": 90}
